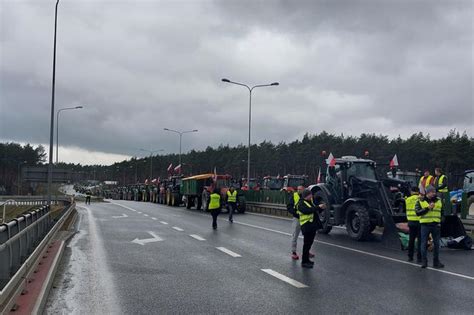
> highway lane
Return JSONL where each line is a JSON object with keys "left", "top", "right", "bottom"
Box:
{"left": 46, "top": 200, "right": 474, "bottom": 314}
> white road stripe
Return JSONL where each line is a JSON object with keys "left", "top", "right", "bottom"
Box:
{"left": 216, "top": 247, "right": 241, "bottom": 257}
{"left": 189, "top": 234, "right": 206, "bottom": 241}
{"left": 152, "top": 217, "right": 157, "bottom": 220}
{"left": 261, "top": 269, "right": 308, "bottom": 288}
{"left": 233, "top": 221, "right": 474, "bottom": 281}
{"left": 160, "top": 221, "right": 168, "bottom": 225}
{"left": 143, "top": 214, "right": 149, "bottom": 217}
{"left": 172, "top": 227, "right": 184, "bottom": 231}
{"left": 137, "top": 212, "right": 142, "bottom": 214}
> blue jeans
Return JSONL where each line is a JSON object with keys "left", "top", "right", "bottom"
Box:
{"left": 420, "top": 223, "right": 441, "bottom": 263}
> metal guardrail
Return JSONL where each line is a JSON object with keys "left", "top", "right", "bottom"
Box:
{"left": 0, "top": 200, "right": 75, "bottom": 313}
{"left": 246, "top": 201, "right": 292, "bottom": 218}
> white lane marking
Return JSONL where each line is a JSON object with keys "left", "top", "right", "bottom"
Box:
{"left": 160, "top": 221, "right": 168, "bottom": 225}
{"left": 189, "top": 234, "right": 206, "bottom": 241}
{"left": 233, "top": 221, "right": 474, "bottom": 281}
{"left": 261, "top": 269, "right": 308, "bottom": 288}
{"left": 247, "top": 212, "right": 292, "bottom": 221}
{"left": 131, "top": 231, "right": 163, "bottom": 246}
{"left": 111, "top": 203, "right": 137, "bottom": 212}
{"left": 152, "top": 217, "right": 157, "bottom": 220}
{"left": 172, "top": 227, "right": 184, "bottom": 231}
{"left": 137, "top": 212, "right": 142, "bottom": 214}
{"left": 112, "top": 213, "right": 128, "bottom": 219}
{"left": 216, "top": 247, "right": 242, "bottom": 257}
{"left": 143, "top": 214, "right": 149, "bottom": 217}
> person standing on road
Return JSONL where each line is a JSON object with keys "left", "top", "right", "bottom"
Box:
{"left": 297, "top": 189, "right": 326, "bottom": 268}
{"left": 226, "top": 186, "right": 237, "bottom": 223}
{"left": 416, "top": 185, "right": 444, "bottom": 269}
{"left": 434, "top": 168, "right": 448, "bottom": 201}
{"left": 287, "top": 186, "right": 316, "bottom": 260}
{"left": 85, "top": 191, "right": 91, "bottom": 205}
{"left": 405, "top": 188, "right": 422, "bottom": 263}
{"left": 418, "top": 170, "right": 434, "bottom": 196}
{"left": 209, "top": 188, "right": 222, "bottom": 230}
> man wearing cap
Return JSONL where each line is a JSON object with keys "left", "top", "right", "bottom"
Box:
{"left": 287, "top": 186, "right": 316, "bottom": 260}
{"left": 297, "top": 189, "right": 326, "bottom": 268}
{"left": 416, "top": 185, "right": 444, "bottom": 269}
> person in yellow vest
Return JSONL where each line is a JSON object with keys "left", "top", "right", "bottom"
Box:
{"left": 434, "top": 168, "right": 448, "bottom": 200}
{"left": 209, "top": 188, "right": 222, "bottom": 230}
{"left": 296, "top": 189, "right": 326, "bottom": 268}
{"left": 415, "top": 185, "right": 444, "bottom": 269}
{"left": 226, "top": 186, "right": 237, "bottom": 223}
{"left": 418, "top": 170, "right": 434, "bottom": 196}
{"left": 287, "top": 186, "right": 316, "bottom": 260}
{"left": 405, "top": 188, "right": 422, "bottom": 263}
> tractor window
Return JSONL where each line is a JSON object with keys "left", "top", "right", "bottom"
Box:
{"left": 288, "top": 178, "right": 306, "bottom": 188}
{"left": 347, "top": 163, "right": 376, "bottom": 180}
{"left": 464, "top": 172, "right": 474, "bottom": 189}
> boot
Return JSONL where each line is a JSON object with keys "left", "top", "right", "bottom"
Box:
{"left": 433, "top": 260, "right": 445, "bottom": 269}
{"left": 421, "top": 259, "right": 428, "bottom": 269}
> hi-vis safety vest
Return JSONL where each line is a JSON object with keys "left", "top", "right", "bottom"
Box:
{"left": 419, "top": 199, "right": 442, "bottom": 224}
{"left": 419, "top": 175, "right": 434, "bottom": 189}
{"left": 293, "top": 192, "right": 300, "bottom": 205}
{"left": 209, "top": 193, "right": 221, "bottom": 210}
{"left": 227, "top": 190, "right": 237, "bottom": 203}
{"left": 436, "top": 175, "right": 448, "bottom": 193}
{"left": 297, "top": 200, "right": 314, "bottom": 226}
{"left": 405, "top": 195, "right": 420, "bottom": 222}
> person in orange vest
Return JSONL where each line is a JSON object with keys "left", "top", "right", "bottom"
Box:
{"left": 418, "top": 170, "right": 434, "bottom": 196}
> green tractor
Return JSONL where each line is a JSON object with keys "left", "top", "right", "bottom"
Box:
{"left": 166, "top": 175, "right": 183, "bottom": 207}
{"left": 310, "top": 156, "right": 402, "bottom": 241}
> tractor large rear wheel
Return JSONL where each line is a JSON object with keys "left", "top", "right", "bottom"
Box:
{"left": 314, "top": 191, "right": 332, "bottom": 234}
{"left": 346, "top": 203, "right": 371, "bottom": 241}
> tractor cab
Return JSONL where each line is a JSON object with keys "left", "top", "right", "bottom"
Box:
{"left": 241, "top": 178, "right": 261, "bottom": 191}
{"left": 387, "top": 170, "right": 420, "bottom": 190}
{"left": 283, "top": 175, "right": 308, "bottom": 192}
{"left": 262, "top": 176, "right": 284, "bottom": 190}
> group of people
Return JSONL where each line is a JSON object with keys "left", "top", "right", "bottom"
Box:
{"left": 207, "top": 186, "right": 238, "bottom": 230}
{"left": 406, "top": 168, "right": 448, "bottom": 268}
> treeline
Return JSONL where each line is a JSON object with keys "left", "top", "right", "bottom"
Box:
{"left": 1, "top": 130, "right": 473, "bottom": 194}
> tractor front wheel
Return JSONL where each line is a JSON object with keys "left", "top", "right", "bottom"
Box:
{"left": 346, "top": 203, "right": 371, "bottom": 241}
{"left": 314, "top": 191, "right": 332, "bottom": 234}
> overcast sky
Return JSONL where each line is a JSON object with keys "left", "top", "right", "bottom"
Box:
{"left": 1, "top": 0, "right": 472, "bottom": 165}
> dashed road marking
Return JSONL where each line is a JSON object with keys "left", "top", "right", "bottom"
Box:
{"left": 152, "top": 217, "right": 157, "bottom": 220}
{"left": 137, "top": 212, "right": 142, "bottom": 214}
{"left": 189, "top": 234, "right": 206, "bottom": 241}
{"left": 143, "top": 214, "right": 149, "bottom": 217}
{"left": 216, "top": 247, "right": 241, "bottom": 258}
{"left": 172, "top": 227, "right": 184, "bottom": 231}
{"left": 160, "top": 221, "right": 168, "bottom": 225}
{"left": 261, "top": 269, "right": 308, "bottom": 288}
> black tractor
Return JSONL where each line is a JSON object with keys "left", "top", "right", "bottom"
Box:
{"left": 166, "top": 175, "right": 183, "bottom": 207}
{"left": 310, "top": 156, "right": 402, "bottom": 241}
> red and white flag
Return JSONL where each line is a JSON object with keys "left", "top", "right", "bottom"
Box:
{"left": 174, "top": 164, "right": 182, "bottom": 173}
{"left": 389, "top": 154, "right": 399, "bottom": 168}
{"left": 151, "top": 178, "right": 157, "bottom": 184}
{"left": 316, "top": 167, "right": 322, "bottom": 183}
{"left": 145, "top": 179, "right": 149, "bottom": 185}
{"left": 327, "top": 152, "right": 336, "bottom": 167}
{"left": 167, "top": 163, "right": 173, "bottom": 173}
{"left": 213, "top": 167, "right": 217, "bottom": 182}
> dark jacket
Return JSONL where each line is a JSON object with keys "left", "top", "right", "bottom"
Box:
{"left": 296, "top": 199, "right": 323, "bottom": 229}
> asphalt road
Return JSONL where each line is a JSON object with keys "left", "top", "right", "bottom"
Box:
{"left": 45, "top": 200, "right": 474, "bottom": 315}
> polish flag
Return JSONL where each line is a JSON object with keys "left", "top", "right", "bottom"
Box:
{"left": 174, "top": 164, "right": 182, "bottom": 173}
{"left": 151, "top": 178, "right": 157, "bottom": 184}
{"left": 389, "top": 154, "right": 399, "bottom": 168}
{"left": 327, "top": 153, "right": 336, "bottom": 167}
{"left": 213, "top": 167, "right": 217, "bottom": 182}
{"left": 316, "top": 167, "right": 322, "bottom": 183}
{"left": 167, "top": 163, "right": 173, "bottom": 173}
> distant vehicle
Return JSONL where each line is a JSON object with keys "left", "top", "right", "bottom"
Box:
{"left": 282, "top": 175, "right": 308, "bottom": 192}
{"left": 166, "top": 175, "right": 183, "bottom": 207}
{"left": 262, "top": 176, "right": 284, "bottom": 190}
{"left": 241, "top": 178, "right": 261, "bottom": 191}
{"left": 464, "top": 170, "right": 474, "bottom": 209}
{"left": 387, "top": 170, "right": 420, "bottom": 190}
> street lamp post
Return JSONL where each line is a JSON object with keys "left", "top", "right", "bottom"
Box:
{"left": 139, "top": 149, "right": 164, "bottom": 179}
{"left": 163, "top": 128, "right": 198, "bottom": 168}
{"left": 56, "top": 106, "right": 83, "bottom": 164}
{"left": 17, "top": 160, "right": 27, "bottom": 195}
{"left": 221, "top": 78, "right": 279, "bottom": 186}
{"left": 47, "top": 0, "right": 60, "bottom": 206}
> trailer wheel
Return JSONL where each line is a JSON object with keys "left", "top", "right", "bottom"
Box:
{"left": 314, "top": 191, "right": 332, "bottom": 234}
{"left": 346, "top": 203, "right": 371, "bottom": 241}
{"left": 196, "top": 197, "right": 202, "bottom": 210}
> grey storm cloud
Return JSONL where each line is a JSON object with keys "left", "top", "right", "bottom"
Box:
{"left": 0, "top": 0, "right": 472, "bottom": 161}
